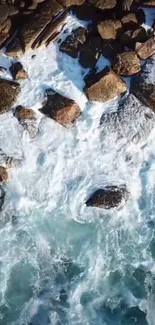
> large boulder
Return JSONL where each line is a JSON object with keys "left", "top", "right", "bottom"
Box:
{"left": 84, "top": 67, "right": 127, "bottom": 103}
{"left": 120, "top": 27, "right": 147, "bottom": 47}
{"left": 135, "top": 36, "right": 155, "bottom": 60}
{"left": 59, "top": 27, "right": 87, "bottom": 58}
{"left": 10, "top": 62, "right": 27, "bottom": 80}
{"left": 98, "top": 20, "right": 122, "bottom": 42}
{"left": 40, "top": 89, "right": 81, "bottom": 127}
{"left": 0, "top": 79, "right": 20, "bottom": 114}
{"left": 121, "top": 13, "right": 139, "bottom": 30}
{"left": 79, "top": 34, "right": 102, "bottom": 68}
{"left": 88, "top": 0, "right": 117, "bottom": 10}
{"left": 113, "top": 51, "right": 141, "bottom": 76}
{"left": 86, "top": 186, "right": 129, "bottom": 209}
{"left": 100, "top": 94, "right": 155, "bottom": 144}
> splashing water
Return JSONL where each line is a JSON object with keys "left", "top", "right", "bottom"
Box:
{"left": 0, "top": 14, "right": 155, "bottom": 325}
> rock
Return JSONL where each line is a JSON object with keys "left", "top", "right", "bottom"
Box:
{"left": 40, "top": 89, "right": 81, "bottom": 127}
{"left": 100, "top": 94, "right": 155, "bottom": 144}
{"left": 120, "top": 27, "right": 147, "bottom": 46}
{"left": 86, "top": 186, "right": 128, "bottom": 209}
{"left": 102, "top": 42, "right": 124, "bottom": 60}
{"left": 136, "top": 36, "right": 155, "bottom": 60}
{"left": 6, "top": 37, "right": 23, "bottom": 57}
{"left": 141, "top": 0, "right": 155, "bottom": 6}
{"left": 0, "top": 18, "right": 12, "bottom": 47}
{"left": 10, "top": 62, "right": 27, "bottom": 80}
{"left": 84, "top": 67, "right": 127, "bottom": 103}
{"left": 0, "top": 66, "right": 7, "bottom": 73}
{"left": 20, "top": 0, "right": 64, "bottom": 51}
{"left": 0, "top": 166, "right": 8, "bottom": 182}
{"left": 121, "top": 0, "right": 140, "bottom": 11}
{"left": 121, "top": 13, "right": 138, "bottom": 30}
{"left": 0, "top": 185, "right": 5, "bottom": 210}
{"left": 0, "top": 79, "right": 20, "bottom": 114}
{"left": 88, "top": 0, "right": 117, "bottom": 10}
{"left": 59, "top": 27, "right": 87, "bottom": 58}
{"left": 14, "top": 106, "right": 36, "bottom": 121}
{"left": 131, "top": 78, "right": 155, "bottom": 112}
{"left": 58, "top": 0, "right": 85, "bottom": 6}
{"left": 98, "top": 20, "right": 122, "bottom": 42}
{"left": 113, "top": 51, "right": 141, "bottom": 76}
{"left": 79, "top": 46, "right": 100, "bottom": 68}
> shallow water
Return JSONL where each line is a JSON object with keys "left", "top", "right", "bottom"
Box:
{"left": 0, "top": 13, "right": 155, "bottom": 325}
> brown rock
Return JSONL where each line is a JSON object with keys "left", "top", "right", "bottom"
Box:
{"left": 85, "top": 67, "right": 127, "bottom": 103}
{"left": 0, "top": 166, "right": 8, "bottom": 183}
{"left": 141, "top": 0, "right": 155, "bottom": 6}
{"left": 88, "top": 0, "right": 117, "bottom": 10}
{"left": 0, "top": 79, "right": 20, "bottom": 114}
{"left": 120, "top": 27, "right": 147, "bottom": 46}
{"left": 5, "top": 37, "right": 23, "bottom": 57}
{"left": 14, "top": 106, "right": 36, "bottom": 121}
{"left": 58, "top": 0, "right": 85, "bottom": 6}
{"left": 121, "top": 0, "right": 140, "bottom": 11}
{"left": 86, "top": 186, "right": 129, "bottom": 209}
{"left": 121, "top": 13, "right": 138, "bottom": 30}
{"left": 0, "top": 18, "right": 12, "bottom": 47}
{"left": 20, "top": 0, "right": 64, "bottom": 51}
{"left": 10, "top": 62, "right": 27, "bottom": 80}
{"left": 113, "top": 51, "right": 141, "bottom": 76}
{"left": 59, "top": 27, "right": 87, "bottom": 58}
{"left": 98, "top": 20, "right": 122, "bottom": 42}
{"left": 136, "top": 36, "right": 155, "bottom": 60}
{"left": 40, "top": 89, "right": 81, "bottom": 127}
{"left": 102, "top": 42, "right": 124, "bottom": 60}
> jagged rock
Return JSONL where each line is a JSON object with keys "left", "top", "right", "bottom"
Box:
{"left": 0, "top": 166, "right": 8, "bottom": 182}
{"left": 121, "top": 0, "right": 140, "bottom": 11}
{"left": 121, "top": 13, "right": 138, "bottom": 30}
{"left": 58, "top": 0, "right": 85, "bottom": 6}
{"left": 84, "top": 67, "right": 127, "bottom": 103}
{"left": 98, "top": 20, "right": 122, "bottom": 42}
{"left": 6, "top": 37, "right": 23, "bottom": 57}
{"left": 59, "top": 27, "right": 87, "bottom": 58}
{"left": 14, "top": 106, "right": 36, "bottom": 121}
{"left": 136, "top": 36, "right": 155, "bottom": 60}
{"left": 0, "top": 79, "right": 20, "bottom": 114}
{"left": 100, "top": 94, "right": 155, "bottom": 144}
{"left": 79, "top": 46, "right": 100, "bottom": 68}
{"left": 141, "top": 0, "right": 155, "bottom": 6}
{"left": 10, "top": 62, "right": 27, "bottom": 80}
{"left": 0, "top": 185, "right": 5, "bottom": 210}
{"left": 88, "top": 0, "right": 117, "bottom": 10}
{"left": 120, "top": 27, "right": 147, "bottom": 46}
{"left": 86, "top": 186, "right": 128, "bottom": 209}
{"left": 113, "top": 51, "right": 141, "bottom": 76}
{"left": 40, "top": 89, "right": 81, "bottom": 127}
{"left": 102, "top": 41, "right": 124, "bottom": 60}
{"left": 20, "top": 0, "right": 64, "bottom": 51}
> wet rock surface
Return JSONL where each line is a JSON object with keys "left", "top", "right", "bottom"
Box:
{"left": 10, "top": 62, "right": 27, "bottom": 80}
{"left": 86, "top": 186, "right": 129, "bottom": 209}
{"left": 85, "top": 67, "right": 127, "bottom": 103}
{"left": 59, "top": 27, "right": 87, "bottom": 58}
{"left": 113, "top": 51, "right": 141, "bottom": 76}
{"left": 136, "top": 36, "right": 155, "bottom": 59}
{"left": 0, "top": 79, "right": 20, "bottom": 114}
{"left": 40, "top": 89, "right": 81, "bottom": 127}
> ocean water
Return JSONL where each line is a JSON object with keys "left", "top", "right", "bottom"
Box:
{"left": 0, "top": 13, "right": 155, "bottom": 325}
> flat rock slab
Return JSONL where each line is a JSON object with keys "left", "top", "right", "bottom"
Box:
{"left": 0, "top": 79, "right": 20, "bottom": 114}
{"left": 86, "top": 186, "right": 129, "bottom": 209}
{"left": 136, "top": 36, "right": 155, "bottom": 60}
{"left": 113, "top": 51, "right": 141, "bottom": 76}
{"left": 40, "top": 89, "right": 81, "bottom": 127}
{"left": 85, "top": 67, "right": 127, "bottom": 103}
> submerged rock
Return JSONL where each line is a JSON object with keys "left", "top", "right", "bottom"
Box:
{"left": 0, "top": 79, "right": 20, "bottom": 114}
{"left": 10, "top": 62, "right": 27, "bottom": 80}
{"left": 85, "top": 67, "right": 127, "bottom": 103}
{"left": 59, "top": 27, "right": 87, "bottom": 58}
{"left": 40, "top": 89, "right": 81, "bottom": 127}
{"left": 131, "top": 77, "right": 155, "bottom": 112}
{"left": 113, "top": 51, "right": 141, "bottom": 76}
{"left": 86, "top": 186, "right": 129, "bottom": 209}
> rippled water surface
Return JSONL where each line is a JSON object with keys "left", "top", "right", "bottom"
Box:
{"left": 0, "top": 13, "right": 155, "bottom": 325}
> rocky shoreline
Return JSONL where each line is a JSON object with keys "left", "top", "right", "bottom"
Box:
{"left": 0, "top": 0, "right": 155, "bottom": 210}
